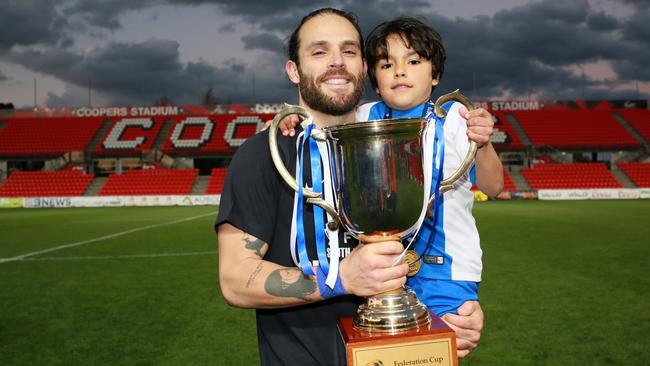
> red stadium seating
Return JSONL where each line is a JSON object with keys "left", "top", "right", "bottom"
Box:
{"left": 512, "top": 110, "right": 639, "bottom": 149}
{"left": 616, "top": 109, "right": 650, "bottom": 142}
{"left": 522, "top": 163, "right": 621, "bottom": 189}
{"left": 618, "top": 162, "right": 650, "bottom": 188}
{"left": 0, "top": 117, "right": 103, "bottom": 157}
{"left": 160, "top": 114, "right": 272, "bottom": 155}
{"left": 205, "top": 168, "right": 228, "bottom": 195}
{"left": 93, "top": 117, "right": 166, "bottom": 156}
{"left": 0, "top": 170, "right": 94, "bottom": 197}
{"left": 98, "top": 168, "right": 198, "bottom": 196}
{"left": 503, "top": 169, "right": 517, "bottom": 191}
{"left": 491, "top": 112, "right": 525, "bottom": 150}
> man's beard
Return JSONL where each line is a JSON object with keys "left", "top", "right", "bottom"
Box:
{"left": 298, "top": 68, "right": 364, "bottom": 116}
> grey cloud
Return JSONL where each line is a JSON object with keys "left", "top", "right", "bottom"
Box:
{"left": 0, "top": 69, "right": 8, "bottom": 82}
{"left": 0, "top": 0, "right": 69, "bottom": 52}
{"left": 242, "top": 33, "right": 285, "bottom": 52}
{"left": 586, "top": 11, "right": 620, "bottom": 31}
{"left": 11, "top": 38, "right": 296, "bottom": 106}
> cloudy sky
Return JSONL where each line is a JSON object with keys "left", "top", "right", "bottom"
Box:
{"left": 0, "top": 0, "right": 648, "bottom": 109}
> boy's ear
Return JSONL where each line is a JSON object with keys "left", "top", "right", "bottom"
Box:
{"left": 432, "top": 76, "right": 440, "bottom": 87}
{"left": 285, "top": 60, "right": 300, "bottom": 85}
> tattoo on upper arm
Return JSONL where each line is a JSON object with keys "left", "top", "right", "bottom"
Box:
{"left": 246, "top": 262, "right": 263, "bottom": 288}
{"left": 264, "top": 268, "right": 317, "bottom": 301}
{"left": 242, "top": 234, "right": 266, "bottom": 258}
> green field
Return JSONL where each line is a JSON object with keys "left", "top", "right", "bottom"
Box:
{"left": 0, "top": 201, "right": 648, "bottom": 365}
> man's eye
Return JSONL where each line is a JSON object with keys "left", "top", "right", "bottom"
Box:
{"left": 343, "top": 49, "right": 357, "bottom": 55}
{"left": 312, "top": 50, "right": 326, "bottom": 56}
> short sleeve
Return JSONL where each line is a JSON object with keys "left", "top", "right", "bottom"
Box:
{"left": 215, "top": 130, "right": 284, "bottom": 243}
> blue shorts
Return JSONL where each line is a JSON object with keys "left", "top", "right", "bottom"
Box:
{"left": 407, "top": 277, "right": 479, "bottom": 317}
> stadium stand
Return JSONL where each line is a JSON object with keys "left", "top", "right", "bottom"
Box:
{"left": 98, "top": 168, "right": 198, "bottom": 196}
{"left": 160, "top": 114, "right": 272, "bottom": 155}
{"left": 0, "top": 170, "right": 94, "bottom": 197}
{"left": 616, "top": 109, "right": 650, "bottom": 142}
{"left": 93, "top": 117, "right": 166, "bottom": 156}
{"left": 205, "top": 168, "right": 228, "bottom": 195}
{"left": 512, "top": 110, "right": 639, "bottom": 149}
{"left": 0, "top": 117, "right": 104, "bottom": 157}
{"left": 617, "top": 162, "right": 650, "bottom": 188}
{"left": 522, "top": 163, "right": 621, "bottom": 189}
{"left": 503, "top": 169, "right": 517, "bottom": 191}
{"left": 491, "top": 112, "right": 525, "bottom": 150}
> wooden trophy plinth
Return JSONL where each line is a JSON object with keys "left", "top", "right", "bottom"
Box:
{"left": 338, "top": 311, "right": 458, "bottom": 366}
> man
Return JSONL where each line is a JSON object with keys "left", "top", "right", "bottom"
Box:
{"left": 216, "top": 8, "right": 482, "bottom": 365}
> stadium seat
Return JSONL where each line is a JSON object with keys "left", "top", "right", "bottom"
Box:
{"left": 0, "top": 170, "right": 94, "bottom": 197}
{"left": 522, "top": 163, "right": 621, "bottom": 189}
{"left": 618, "top": 162, "right": 650, "bottom": 188}
{"left": 0, "top": 117, "right": 103, "bottom": 157}
{"left": 512, "top": 110, "right": 639, "bottom": 149}
{"left": 98, "top": 168, "right": 198, "bottom": 195}
{"left": 616, "top": 109, "right": 650, "bottom": 142}
{"left": 205, "top": 168, "right": 228, "bottom": 194}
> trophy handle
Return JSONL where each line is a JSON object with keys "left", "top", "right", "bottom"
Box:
{"left": 268, "top": 104, "right": 341, "bottom": 230}
{"left": 426, "top": 90, "right": 479, "bottom": 214}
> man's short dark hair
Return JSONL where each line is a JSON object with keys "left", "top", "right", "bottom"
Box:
{"left": 287, "top": 8, "right": 364, "bottom": 65}
{"left": 365, "top": 17, "right": 446, "bottom": 91}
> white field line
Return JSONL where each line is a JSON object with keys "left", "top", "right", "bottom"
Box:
{"left": 0, "top": 211, "right": 216, "bottom": 264}
{"left": 19, "top": 250, "right": 218, "bottom": 261}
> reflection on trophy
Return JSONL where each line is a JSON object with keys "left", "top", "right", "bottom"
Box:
{"left": 269, "top": 90, "right": 477, "bottom": 365}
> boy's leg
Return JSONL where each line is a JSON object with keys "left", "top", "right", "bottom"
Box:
{"left": 407, "top": 276, "right": 479, "bottom": 317}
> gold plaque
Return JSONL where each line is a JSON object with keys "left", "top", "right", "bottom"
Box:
{"left": 405, "top": 250, "right": 421, "bottom": 277}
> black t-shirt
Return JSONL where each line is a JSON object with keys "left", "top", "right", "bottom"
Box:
{"left": 216, "top": 128, "right": 360, "bottom": 365}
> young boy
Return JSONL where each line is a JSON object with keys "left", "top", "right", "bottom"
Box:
{"left": 357, "top": 17, "right": 503, "bottom": 317}
{"left": 272, "top": 17, "right": 503, "bottom": 318}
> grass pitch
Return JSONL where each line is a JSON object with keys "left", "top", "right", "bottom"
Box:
{"left": 0, "top": 200, "right": 648, "bottom": 365}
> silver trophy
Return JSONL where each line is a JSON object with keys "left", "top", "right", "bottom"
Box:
{"left": 269, "top": 90, "right": 477, "bottom": 333}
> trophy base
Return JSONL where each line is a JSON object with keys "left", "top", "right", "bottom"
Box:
{"left": 353, "top": 286, "right": 430, "bottom": 333}
{"left": 339, "top": 311, "right": 458, "bottom": 366}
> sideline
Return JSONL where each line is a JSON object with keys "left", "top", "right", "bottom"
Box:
{"left": 0, "top": 211, "right": 216, "bottom": 264}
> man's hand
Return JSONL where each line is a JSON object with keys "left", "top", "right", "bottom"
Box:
{"left": 459, "top": 106, "right": 494, "bottom": 148}
{"left": 441, "top": 300, "right": 484, "bottom": 358}
{"left": 339, "top": 239, "right": 408, "bottom": 297}
{"left": 262, "top": 114, "right": 300, "bottom": 136}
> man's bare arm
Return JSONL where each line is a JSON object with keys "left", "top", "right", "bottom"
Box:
{"left": 218, "top": 223, "right": 322, "bottom": 308}
{"left": 218, "top": 223, "right": 409, "bottom": 308}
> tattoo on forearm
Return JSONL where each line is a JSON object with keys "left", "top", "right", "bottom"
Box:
{"left": 246, "top": 262, "right": 263, "bottom": 288}
{"left": 242, "top": 234, "right": 266, "bottom": 258}
{"left": 264, "top": 268, "right": 317, "bottom": 301}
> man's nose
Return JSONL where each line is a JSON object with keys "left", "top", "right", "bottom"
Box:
{"left": 328, "top": 50, "right": 344, "bottom": 68}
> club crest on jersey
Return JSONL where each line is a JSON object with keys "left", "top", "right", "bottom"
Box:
{"left": 423, "top": 255, "right": 444, "bottom": 265}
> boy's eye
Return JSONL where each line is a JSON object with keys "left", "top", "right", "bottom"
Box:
{"left": 380, "top": 63, "right": 392, "bottom": 70}
{"left": 408, "top": 59, "right": 421, "bottom": 65}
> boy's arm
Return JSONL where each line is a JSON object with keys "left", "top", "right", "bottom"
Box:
{"left": 459, "top": 106, "right": 504, "bottom": 197}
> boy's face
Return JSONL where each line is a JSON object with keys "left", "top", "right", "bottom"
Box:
{"left": 374, "top": 33, "right": 439, "bottom": 110}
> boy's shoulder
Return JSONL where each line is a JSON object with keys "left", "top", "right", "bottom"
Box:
{"left": 356, "top": 101, "right": 386, "bottom": 122}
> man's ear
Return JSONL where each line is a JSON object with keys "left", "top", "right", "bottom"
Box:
{"left": 285, "top": 60, "right": 300, "bottom": 85}
{"left": 363, "top": 58, "right": 368, "bottom": 77}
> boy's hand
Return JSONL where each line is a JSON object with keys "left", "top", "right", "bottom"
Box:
{"left": 459, "top": 106, "right": 494, "bottom": 148}
{"left": 262, "top": 114, "right": 300, "bottom": 136}
{"left": 441, "top": 300, "right": 484, "bottom": 358}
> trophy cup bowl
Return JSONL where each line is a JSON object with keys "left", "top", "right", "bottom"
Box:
{"left": 268, "top": 90, "right": 477, "bottom": 335}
